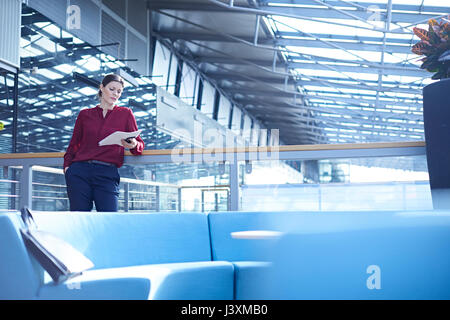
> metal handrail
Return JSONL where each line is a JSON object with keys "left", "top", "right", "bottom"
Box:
{"left": 0, "top": 141, "right": 427, "bottom": 211}
{"left": 0, "top": 141, "right": 426, "bottom": 162}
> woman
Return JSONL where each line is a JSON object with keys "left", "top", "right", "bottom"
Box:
{"left": 63, "top": 73, "right": 145, "bottom": 211}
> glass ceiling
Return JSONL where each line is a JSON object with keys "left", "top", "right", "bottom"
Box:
{"left": 2, "top": 1, "right": 449, "bottom": 153}
{"left": 262, "top": 0, "right": 449, "bottom": 143}
{"left": 1, "top": 5, "right": 177, "bottom": 154}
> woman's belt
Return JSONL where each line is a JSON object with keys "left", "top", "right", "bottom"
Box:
{"left": 83, "top": 160, "right": 116, "bottom": 167}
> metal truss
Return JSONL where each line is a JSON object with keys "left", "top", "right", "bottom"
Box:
{"left": 150, "top": 0, "right": 448, "bottom": 145}
{"left": 0, "top": 4, "right": 182, "bottom": 154}
{"left": 2, "top": 0, "right": 448, "bottom": 156}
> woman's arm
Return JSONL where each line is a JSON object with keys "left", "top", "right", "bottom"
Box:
{"left": 125, "top": 108, "right": 145, "bottom": 155}
{"left": 63, "top": 112, "right": 84, "bottom": 169}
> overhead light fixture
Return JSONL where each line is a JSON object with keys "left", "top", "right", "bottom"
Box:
{"left": 73, "top": 72, "right": 100, "bottom": 88}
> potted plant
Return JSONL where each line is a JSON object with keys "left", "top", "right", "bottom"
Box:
{"left": 412, "top": 16, "right": 450, "bottom": 208}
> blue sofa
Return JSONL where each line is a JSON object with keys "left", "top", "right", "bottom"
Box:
{"left": 1, "top": 210, "right": 450, "bottom": 300}
{"left": 0, "top": 212, "right": 234, "bottom": 300}
{"left": 209, "top": 210, "right": 450, "bottom": 299}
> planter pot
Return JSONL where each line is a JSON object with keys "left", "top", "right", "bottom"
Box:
{"left": 423, "top": 78, "right": 450, "bottom": 209}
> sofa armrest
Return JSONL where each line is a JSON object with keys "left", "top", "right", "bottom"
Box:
{"left": 37, "top": 261, "right": 234, "bottom": 300}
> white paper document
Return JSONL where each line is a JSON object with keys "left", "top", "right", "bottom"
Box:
{"left": 98, "top": 130, "right": 142, "bottom": 147}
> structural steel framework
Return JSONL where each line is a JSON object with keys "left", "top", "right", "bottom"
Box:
{"left": 151, "top": 0, "right": 447, "bottom": 145}
{"left": 0, "top": 0, "right": 448, "bottom": 155}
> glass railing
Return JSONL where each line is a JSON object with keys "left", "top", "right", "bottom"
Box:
{"left": 0, "top": 141, "right": 430, "bottom": 212}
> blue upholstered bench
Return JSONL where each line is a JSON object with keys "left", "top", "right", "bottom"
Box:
{"left": 0, "top": 212, "right": 233, "bottom": 300}
{"left": 2, "top": 210, "right": 450, "bottom": 300}
{"left": 208, "top": 211, "right": 450, "bottom": 300}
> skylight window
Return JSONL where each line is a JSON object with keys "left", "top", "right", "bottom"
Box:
{"left": 75, "top": 57, "right": 101, "bottom": 71}
{"left": 263, "top": 0, "right": 437, "bottom": 142}
{"left": 142, "top": 93, "right": 156, "bottom": 100}
{"left": 41, "top": 24, "right": 62, "bottom": 38}
{"left": 34, "top": 37, "right": 59, "bottom": 53}
{"left": 53, "top": 64, "right": 74, "bottom": 74}
{"left": 105, "top": 62, "right": 119, "bottom": 69}
{"left": 71, "top": 35, "right": 84, "bottom": 44}
{"left": 26, "top": 76, "right": 46, "bottom": 85}
{"left": 134, "top": 111, "right": 148, "bottom": 117}
{"left": 57, "top": 110, "right": 72, "bottom": 117}
{"left": 67, "top": 92, "right": 82, "bottom": 99}
{"left": 41, "top": 113, "right": 56, "bottom": 119}
{"left": 77, "top": 87, "right": 98, "bottom": 96}
{"left": 20, "top": 46, "right": 44, "bottom": 57}
{"left": 37, "top": 68, "right": 64, "bottom": 80}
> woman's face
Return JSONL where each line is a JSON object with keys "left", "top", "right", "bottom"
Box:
{"left": 100, "top": 81, "right": 123, "bottom": 105}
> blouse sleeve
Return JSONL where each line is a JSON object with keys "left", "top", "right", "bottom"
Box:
{"left": 63, "top": 111, "right": 84, "bottom": 168}
{"left": 127, "top": 108, "right": 145, "bottom": 155}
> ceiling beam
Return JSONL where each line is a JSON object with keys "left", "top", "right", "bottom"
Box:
{"left": 259, "top": 3, "right": 442, "bottom": 24}
{"left": 288, "top": 61, "right": 428, "bottom": 78}
{"left": 276, "top": 116, "right": 423, "bottom": 140}
{"left": 243, "top": 99, "right": 423, "bottom": 123}
{"left": 204, "top": 70, "right": 423, "bottom": 95}
{"left": 158, "top": 31, "right": 413, "bottom": 54}
{"left": 149, "top": 0, "right": 444, "bottom": 24}
{"left": 262, "top": 0, "right": 449, "bottom": 16}
{"left": 244, "top": 97, "right": 424, "bottom": 134}
{"left": 231, "top": 88, "right": 422, "bottom": 109}
{"left": 198, "top": 55, "right": 426, "bottom": 78}
{"left": 296, "top": 78, "right": 422, "bottom": 95}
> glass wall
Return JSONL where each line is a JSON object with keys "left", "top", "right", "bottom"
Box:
{"left": 0, "top": 160, "right": 232, "bottom": 212}
{"left": 198, "top": 80, "right": 215, "bottom": 119}
{"left": 0, "top": 4, "right": 432, "bottom": 214}
{"left": 217, "top": 95, "right": 231, "bottom": 128}
{"left": 0, "top": 152, "right": 430, "bottom": 213}
{"left": 179, "top": 62, "right": 198, "bottom": 107}
{"left": 239, "top": 155, "right": 431, "bottom": 212}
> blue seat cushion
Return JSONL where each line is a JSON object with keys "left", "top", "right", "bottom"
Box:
{"left": 38, "top": 261, "right": 234, "bottom": 300}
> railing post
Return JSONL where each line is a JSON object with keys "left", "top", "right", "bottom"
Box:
{"left": 155, "top": 185, "right": 160, "bottom": 212}
{"left": 20, "top": 165, "right": 33, "bottom": 209}
{"left": 318, "top": 184, "right": 322, "bottom": 211}
{"left": 178, "top": 187, "right": 182, "bottom": 212}
{"left": 214, "top": 192, "right": 219, "bottom": 211}
{"left": 201, "top": 190, "right": 205, "bottom": 212}
{"left": 229, "top": 155, "right": 240, "bottom": 211}
{"left": 124, "top": 182, "right": 129, "bottom": 212}
{"left": 402, "top": 183, "right": 406, "bottom": 210}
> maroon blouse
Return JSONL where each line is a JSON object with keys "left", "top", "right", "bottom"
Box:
{"left": 63, "top": 105, "right": 145, "bottom": 168}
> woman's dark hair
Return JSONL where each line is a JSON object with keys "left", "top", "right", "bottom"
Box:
{"left": 98, "top": 73, "right": 125, "bottom": 99}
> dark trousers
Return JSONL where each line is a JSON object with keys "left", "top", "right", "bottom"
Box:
{"left": 65, "top": 161, "right": 120, "bottom": 212}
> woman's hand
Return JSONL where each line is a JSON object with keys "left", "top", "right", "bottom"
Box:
{"left": 64, "top": 167, "right": 69, "bottom": 173}
{"left": 121, "top": 138, "right": 138, "bottom": 149}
